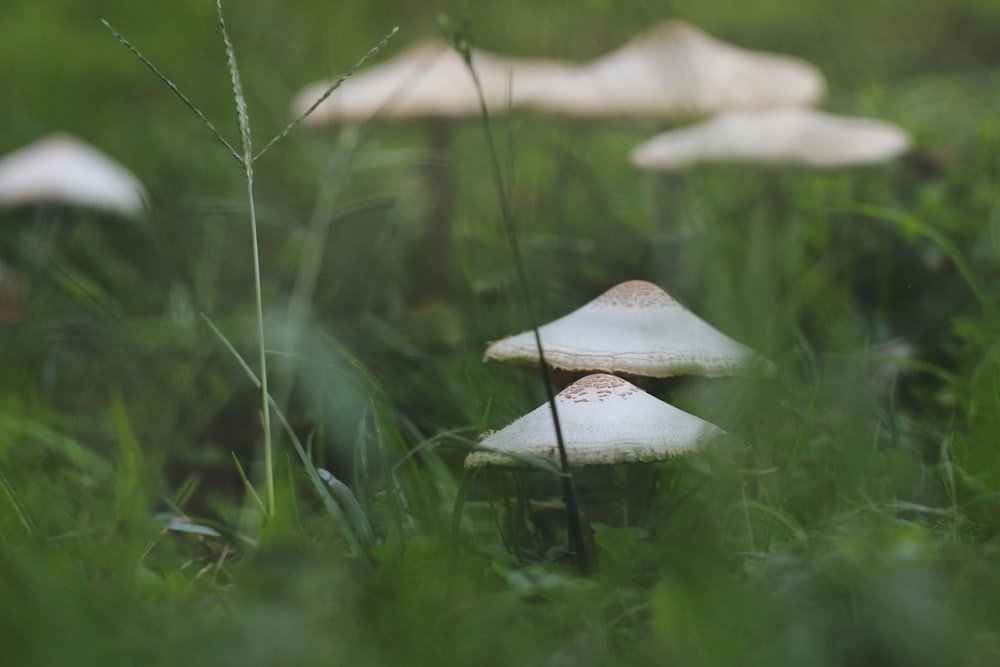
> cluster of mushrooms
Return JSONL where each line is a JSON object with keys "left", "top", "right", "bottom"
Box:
{"left": 0, "top": 19, "right": 913, "bottom": 475}
{"left": 469, "top": 279, "right": 773, "bottom": 467}
{"left": 289, "top": 20, "right": 910, "bottom": 470}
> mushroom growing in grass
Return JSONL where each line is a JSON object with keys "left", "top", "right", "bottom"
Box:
{"left": 290, "top": 38, "right": 569, "bottom": 301}
{"left": 485, "top": 279, "right": 773, "bottom": 381}
{"left": 0, "top": 134, "right": 147, "bottom": 323}
{"left": 629, "top": 108, "right": 913, "bottom": 311}
{"left": 0, "top": 133, "right": 147, "bottom": 219}
{"left": 465, "top": 373, "right": 725, "bottom": 548}
{"left": 515, "top": 21, "right": 826, "bottom": 290}
{"left": 517, "top": 20, "right": 825, "bottom": 121}
{"left": 629, "top": 108, "right": 912, "bottom": 171}
{"left": 466, "top": 373, "right": 724, "bottom": 468}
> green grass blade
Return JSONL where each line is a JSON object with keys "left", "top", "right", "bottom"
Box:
{"left": 100, "top": 19, "right": 241, "bottom": 163}
{"left": 202, "top": 314, "right": 372, "bottom": 561}
{"left": 254, "top": 26, "right": 400, "bottom": 163}
{"left": 845, "top": 202, "right": 995, "bottom": 315}
{"left": 231, "top": 452, "right": 269, "bottom": 518}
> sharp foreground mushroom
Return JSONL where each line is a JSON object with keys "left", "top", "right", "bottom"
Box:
{"left": 516, "top": 20, "right": 825, "bottom": 121}
{"left": 465, "top": 373, "right": 724, "bottom": 467}
{"left": 630, "top": 108, "right": 912, "bottom": 170}
{"left": 0, "top": 133, "right": 147, "bottom": 218}
{"left": 485, "top": 280, "right": 773, "bottom": 378}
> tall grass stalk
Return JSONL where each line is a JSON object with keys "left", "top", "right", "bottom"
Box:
{"left": 444, "top": 25, "right": 590, "bottom": 574}
{"left": 103, "top": 5, "right": 397, "bottom": 521}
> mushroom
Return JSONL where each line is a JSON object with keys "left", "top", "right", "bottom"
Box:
{"left": 0, "top": 133, "right": 147, "bottom": 219}
{"left": 290, "top": 38, "right": 569, "bottom": 302}
{"left": 629, "top": 109, "right": 912, "bottom": 307}
{"left": 485, "top": 279, "right": 773, "bottom": 379}
{"left": 465, "top": 373, "right": 724, "bottom": 468}
{"left": 630, "top": 108, "right": 912, "bottom": 170}
{"left": 291, "top": 38, "right": 569, "bottom": 124}
{"left": 514, "top": 21, "right": 826, "bottom": 292}
{"left": 516, "top": 20, "right": 825, "bottom": 121}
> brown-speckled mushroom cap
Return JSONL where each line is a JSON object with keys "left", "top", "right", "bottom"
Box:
{"left": 291, "top": 38, "right": 571, "bottom": 124}
{"left": 516, "top": 20, "right": 825, "bottom": 121}
{"left": 485, "top": 280, "right": 773, "bottom": 378}
{"left": 630, "top": 108, "right": 912, "bottom": 171}
{"left": 0, "top": 134, "right": 147, "bottom": 218}
{"left": 465, "top": 373, "right": 724, "bottom": 467}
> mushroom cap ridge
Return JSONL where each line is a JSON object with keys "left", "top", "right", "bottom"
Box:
{"left": 465, "top": 373, "right": 724, "bottom": 467}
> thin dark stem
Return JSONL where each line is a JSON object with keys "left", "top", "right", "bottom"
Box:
{"left": 453, "top": 40, "right": 590, "bottom": 574}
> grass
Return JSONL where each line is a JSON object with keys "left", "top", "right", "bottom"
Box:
{"left": 2, "top": 0, "right": 1000, "bottom": 665}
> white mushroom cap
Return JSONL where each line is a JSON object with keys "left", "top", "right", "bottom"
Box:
{"left": 630, "top": 108, "right": 912, "bottom": 171}
{"left": 291, "top": 38, "right": 571, "bottom": 124}
{"left": 485, "top": 280, "right": 772, "bottom": 378}
{"left": 465, "top": 373, "right": 724, "bottom": 467}
{"left": 517, "top": 20, "right": 825, "bottom": 120}
{"left": 0, "top": 134, "right": 147, "bottom": 218}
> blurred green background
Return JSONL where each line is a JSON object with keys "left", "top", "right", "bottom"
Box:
{"left": 2, "top": 0, "right": 1000, "bottom": 665}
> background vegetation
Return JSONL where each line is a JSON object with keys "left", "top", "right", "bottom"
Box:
{"left": 1, "top": 0, "right": 999, "bottom": 664}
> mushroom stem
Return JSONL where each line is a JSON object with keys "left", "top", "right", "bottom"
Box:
{"left": 410, "top": 119, "right": 458, "bottom": 301}
{"left": 649, "top": 171, "right": 696, "bottom": 295}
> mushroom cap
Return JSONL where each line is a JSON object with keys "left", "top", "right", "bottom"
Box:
{"left": 0, "top": 134, "right": 147, "bottom": 218}
{"left": 291, "top": 38, "right": 571, "bottom": 124}
{"left": 630, "top": 108, "right": 912, "bottom": 171}
{"left": 517, "top": 20, "right": 825, "bottom": 120}
{"left": 465, "top": 373, "right": 724, "bottom": 467}
{"left": 485, "top": 280, "right": 772, "bottom": 378}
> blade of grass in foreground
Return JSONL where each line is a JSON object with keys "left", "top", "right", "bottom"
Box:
{"left": 442, "top": 19, "right": 590, "bottom": 575}
{"left": 103, "top": 6, "right": 397, "bottom": 521}
{"left": 203, "top": 314, "right": 373, "bottom": 562}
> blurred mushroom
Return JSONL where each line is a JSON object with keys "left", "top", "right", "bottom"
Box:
{"left": 291, "top": 38, "right": 568, "bottom": 302}
{"left": 630, "top": 108, "right": 912, "bottom": 300}
{"left": 515, "top": 21, "right": 825, "bottom": 292}
{"left": 292, "top": 38, "right": 567, "bottom": 124}
{"left": 517, "top": 20, "right": 825, "bottom": 121}
{"left": 485, "top": 279, "right": 773, "bottom": 379}
{"left": 630, "top": 108, "right": 912, "bottom": 170}
{"left": 0, "top": 133, "right": 147, "bottom": 219}
{"left": 465, "top": 373, "right": 723, "bottom": 468}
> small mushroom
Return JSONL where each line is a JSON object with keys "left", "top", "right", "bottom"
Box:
{"left": 517, "top": 20, "right": 825, "bottom": 121}
{"left": 0, "top": 133, "right": 147, "bottom": 219}
{"left": 485, "top": 280, "right": 773, "bottom": 379}
{"left": 465, "top": 373, "right": 724, "bottom": 468}
{"left": 630, "top": 108, "right": 912, "bottom": 170}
